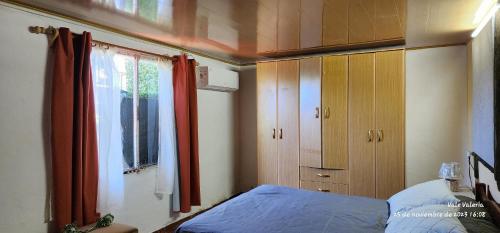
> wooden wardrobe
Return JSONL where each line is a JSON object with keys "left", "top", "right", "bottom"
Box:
{"left": 257, "top": 60, "right": 300, "bottom": 188}
{"left": 348, "top": 50, "right": 405, "bottom": 199}
{"left": 257, "top": 50, "right": 404, "bottom": 199}
{"left": 298, "top": 56, "right": 349, "bottom": 194}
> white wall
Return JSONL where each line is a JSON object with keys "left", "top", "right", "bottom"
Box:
{"left": 237, "top": 67, "right": 257, "bottom": 192}
{"left": 469, "top": 18, "right": 500, "bottom": 200}
{"left": 405, "top": 46, "right": 469, "bottom": 187}
{"left": 0, "top": 2, "right": 239, "bottom": 233}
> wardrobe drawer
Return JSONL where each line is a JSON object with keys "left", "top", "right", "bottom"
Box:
{"left": 300, "top": 180, "right": 349, "bottom": 195}
{"left": 300, "top": 166, "right": 348, "bottom": 184}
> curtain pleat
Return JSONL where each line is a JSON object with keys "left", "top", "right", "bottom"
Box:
{"left": 173, "top": 54, "right": 201, "bottom": 213}
{"left": 156, "top": 60, "right": 178, "bottom": 196}
{"left": 51, "top": 28, "right": 99, "bottom": 231}
{"left": 187, "top": 59, "right": 201, "bottom": 205}
{"left": 91, "top": 48, "right": 124, "bottom": 214}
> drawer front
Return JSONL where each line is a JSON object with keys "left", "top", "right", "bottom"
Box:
{"left": 300, "top": 166, "right": 348, "bottom": 184}
{"left": 300, "top": 180, "right": 349, "bottom": 195}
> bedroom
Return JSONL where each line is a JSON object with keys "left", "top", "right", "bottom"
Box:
{"left": 0, "top": 0, "right": 499, "bottom": 232}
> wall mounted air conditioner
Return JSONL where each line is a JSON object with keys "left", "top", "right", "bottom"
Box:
{"left": 196, "top": 66, "right": 239, "bottom": 92}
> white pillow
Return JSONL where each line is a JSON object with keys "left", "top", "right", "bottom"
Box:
{"left": 388, "top": 179, "right": 459, "bottom": 217}
{"left": 386, "top": 205, "right": 467, "bottom": 233}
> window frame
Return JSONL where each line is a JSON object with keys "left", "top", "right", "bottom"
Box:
{"left": 115, "top": 51, "right": 161, "bottom": 174}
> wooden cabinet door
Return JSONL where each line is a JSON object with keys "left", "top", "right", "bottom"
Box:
{"left": 348, "top": 0, "right": 375, "bottom": 44}
{"left": 300, "top": 0, "right": 323, "bottom": 49}
{"left": 375, "top": 0, "right": 406, "bottom": 41}
{"left": 375, "top": 50, "right": 405, "bottom": 199}
{"left": 300, "top": 57, "right": 322, "bottom": 168}
{"left": 257, "top": 62, "right": 278, "bottom": 185}
{"left": 348, "top": 53, "right": 376, "bottom": 197}
{"left": 277, "top": 60, "right": 300, "bottom": 188}
{"left": 278, "top": 0, "right": 300, "bottom": 51}
{"left": 322, "top": 55, "right": 348, "bottom": 169}
{"left": 323, "top": 0, "right": 349, "bottom": 46}
{"left": 257, "top": 0, "right": 278, "bottom": 53}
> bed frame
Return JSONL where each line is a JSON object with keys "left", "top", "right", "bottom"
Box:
{"left": 472, "top": 153, "right": 500, "bottom": 226}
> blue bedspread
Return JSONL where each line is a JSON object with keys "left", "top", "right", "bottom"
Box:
{"left": 176, "top": 185, "right": 389, "bottom": 233}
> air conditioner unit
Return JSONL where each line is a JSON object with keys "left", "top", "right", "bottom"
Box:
{"left": 196, "top": 66, "right": 239, "bottom": 92}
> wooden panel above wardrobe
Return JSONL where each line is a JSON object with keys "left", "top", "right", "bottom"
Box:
{"left": 258, "top": 0, "right": 406, "bottom": 55}
{"left": 278, "top": 0, "right": 300, "bottom": 51}
{"left": 300, "top": 0, "right": 323, "bottom": 49}
{"left": 323, "top": 0, "right": 349, "bottom": 47}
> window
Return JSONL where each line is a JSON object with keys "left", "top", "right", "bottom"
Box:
{"left": 93, "top": 44, "right": 178, "bottom": 201}
{"left": 109, "top": 53, "right": 160, "bottom": 171}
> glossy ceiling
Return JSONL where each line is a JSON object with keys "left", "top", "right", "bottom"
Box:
{"left": 10, "top": 0, "right": 483, "bottom": 64}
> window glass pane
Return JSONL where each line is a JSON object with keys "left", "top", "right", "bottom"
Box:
{"left": 117, "top": 0, "right": 137, "bottom": 14}
{"left": 114, "top": 54, "right": 135, "bottom": 170}
{"left": 138, "top": 58, "right": 159, "bottom": 166}
{"left": 138, "top": 0, "right": 158, "bottom": 22}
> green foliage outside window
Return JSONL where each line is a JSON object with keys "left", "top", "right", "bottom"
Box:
{"left": 124, "top": 59, "right": 159, "bottom": 97}
{"left": 138, "top": 0, "right": 158, "bottom": 22}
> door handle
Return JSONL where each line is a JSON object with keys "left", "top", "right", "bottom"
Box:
{"left": 368, "top": 129, "right": 374, "bottom": 142}
{"left": 315, "top": 107, "right": 320, "bottom": 118}
{"left": 279, "top": 128, "right": 283, "bottom": 139}
{"left": 324, "top": 107, "right": 330, "bottom": 119}
{"left": 317, "top": 188, "right": 330, "bottom": 192}
{"left": 272, "top": 128, "right": 276, "bottom": 139}
{"left": 377, "top": 129, "right": 384, "bottom": 142}
{"left": 316, "top": 173, "right": 331, "bottom": 178}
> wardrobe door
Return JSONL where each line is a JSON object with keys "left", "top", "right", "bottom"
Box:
{"left": 375, "top": 0, "right": 406, "bottom": 41}
{"left": 375, "top": 50, "right": 405, "bottom": 199}
{"left": 300, "top": 57, "right": 322, "bottom": 168}
{"left": 257, "top": 0, "right": 278, "bottom": 53}
{"left": 348, "top": 53, "right": 376, "bottom": 197}
{"left": 300, "top": 0, "right": 323, "bottom": 49}
{"left": 278, "top": 0, "right": 300, "bottom": 51}
{"left": 277, "top": 60, "right": 300, "bottom": 188}
{"left": 348, "top": 0, "right": 375, "bottom": 44}
{"left": 257, "top": 62, "right": 278, "bottom": 185}
{"left": 322, "top": 55, "right": 348, "bottom": 169}
{"left": 323, "top": 0, "right": 349, "bottom": 46}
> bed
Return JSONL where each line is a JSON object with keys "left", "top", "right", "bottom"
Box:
{"left": 176, "top": 185, "right": 388, "bottom": 233}
{"left": 175, "top": 181, "right": 500, "bottom": 233}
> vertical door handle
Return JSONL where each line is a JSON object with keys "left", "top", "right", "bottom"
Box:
{"left": 279, "top": 128, "right": 283, "bottom": 139}
{"left": 272, "top": 128, "right": 276, "bottom": 139}
{"left": 315, "top": 107, "right": 320, "bottom": 118}
{"left": 324, "top": 107, "right": 330, "bottom": 119}
{"left": 368, "top": 129, "right": 374, "bottom": 142}
{"left": 377, "top": 129, "right": 384, "bottom": 142}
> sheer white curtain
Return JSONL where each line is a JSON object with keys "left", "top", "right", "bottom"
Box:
{"left": 91, "top": 48, "right": 124, "bottom": 213}
{"left": 156, "top": 59, "right": 180, "bottom": 211}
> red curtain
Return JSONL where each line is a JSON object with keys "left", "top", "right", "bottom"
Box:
{"left": 173, "top": 54, "right": 201, "bottom": 213}
{"left": 51, "top": 28, "right": 99, "bottom": 231}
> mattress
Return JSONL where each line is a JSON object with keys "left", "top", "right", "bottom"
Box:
{"left": 176, "top": 185, "right": 389, "bottom": 233}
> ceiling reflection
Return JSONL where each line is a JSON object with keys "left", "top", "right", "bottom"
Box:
{"left": 14, "top": 0, "right": 258, "bottom": 63}
{"left": 10, "top": 0, "right": 481, "bottom": 64}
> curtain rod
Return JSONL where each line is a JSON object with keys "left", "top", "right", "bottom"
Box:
{"left": 28, "top": 25, "right": 200, "bottom": 65}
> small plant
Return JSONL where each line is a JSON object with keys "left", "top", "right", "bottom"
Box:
{"left": 62, "top": 214, "right": 114, "bottom": 233}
